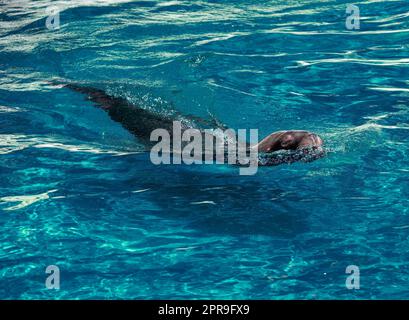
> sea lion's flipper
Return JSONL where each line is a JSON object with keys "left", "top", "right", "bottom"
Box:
{"left": 60, "top": 82, "right": 174, "bottom": 141}
{"left": 63, "top": 83, "right": 130, "bottom": 111}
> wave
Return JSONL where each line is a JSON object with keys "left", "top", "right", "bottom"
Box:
{"left": 0, "top": 189, "right": 58, "bottom": 211}
{"left": 0, "top": 134, "right": 141, "bottom": 155}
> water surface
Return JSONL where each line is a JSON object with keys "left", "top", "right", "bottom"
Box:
{"left": 1, "top": 0, "right": 409, "bottom": 299}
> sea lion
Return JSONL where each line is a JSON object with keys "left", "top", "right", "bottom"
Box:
{"left": 60, "top": 82, "right": 325, "bottom": 165}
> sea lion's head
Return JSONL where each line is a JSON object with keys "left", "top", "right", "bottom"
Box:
{"left": 256, "top": 130, "right": 323, "bottom": 153}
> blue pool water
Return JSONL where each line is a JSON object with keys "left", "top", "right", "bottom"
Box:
{"left": 1, "top": 0, "right": 409, "bottom": 299}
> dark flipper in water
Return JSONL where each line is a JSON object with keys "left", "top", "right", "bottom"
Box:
{"left": 63, "top": 83, "right": 226, "bottom": 142}
{"left": 64, "top": 83, "right": 174, "bottom": 142}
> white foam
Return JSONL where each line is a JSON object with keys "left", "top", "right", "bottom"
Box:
{"left": 1, "top": 189, "right": 58, "bottom": 211}
{"left": 190, "top": 201, "right": 216, "bottom": 205}
{"left": 132, "top": 189, "right": 151, "bottom": 193}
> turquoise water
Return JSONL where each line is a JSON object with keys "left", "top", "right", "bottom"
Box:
{"left": 1, "top": 0, "right": 409, "bottom": 299}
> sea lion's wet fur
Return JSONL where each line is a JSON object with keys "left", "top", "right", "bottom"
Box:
{"left": 258, "top": 147, "right": 326, "bottom": 166}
